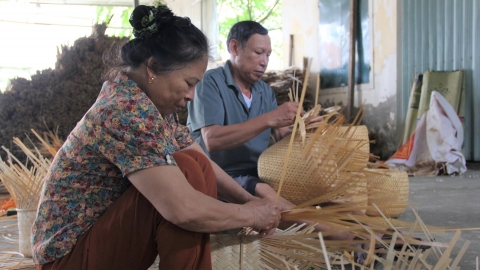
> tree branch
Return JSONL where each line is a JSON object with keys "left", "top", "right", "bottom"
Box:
{"left": 247, "top": 0, "right": 253, "bottom": 20}
{"left": 267, "top": 27, "right": 282, "bottom": 31}
{"left": 256, "top": 0, "right": 280, "bottom": 24}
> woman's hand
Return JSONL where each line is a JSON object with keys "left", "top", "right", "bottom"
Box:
{"left": 254, "top": 183, "right": 296, "bottom": 212}
{"left": 245, "top": 198, "right": 281, "bottom": 235}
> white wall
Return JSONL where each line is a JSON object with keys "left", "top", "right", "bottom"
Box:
{"left": 164, "top": 0, "right": 202, "bottom": 27}
{"left": 164, "top": 0, "right": 220, "bottom": 63}
{"left": 282, "top": 0, "right": 320, "bottom": 85}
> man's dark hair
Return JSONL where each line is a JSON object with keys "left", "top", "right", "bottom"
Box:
{"left": 226, "top": 21, "right": 268, "bottom": 53}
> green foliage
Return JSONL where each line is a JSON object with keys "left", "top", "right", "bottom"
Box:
{"left": 217, "top": 0, "right": 282, "bottom": 66}
{"left": 96, "top": 6, "right": 133, "bottom": 38}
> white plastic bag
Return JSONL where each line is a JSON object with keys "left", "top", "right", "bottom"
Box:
{"left": 386, "top": 91, "right": 466, "bottom": 175}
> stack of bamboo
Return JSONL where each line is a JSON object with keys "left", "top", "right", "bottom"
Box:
{"left": 262, "top": 67, "right": 315, "bottom": 111}
{"left": 0, "top": 24, "right": 129, "bottom": 164}
{"left": 0, "top": 130, "right": 52, "bottom": 257}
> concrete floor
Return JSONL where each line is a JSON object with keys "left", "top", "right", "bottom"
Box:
{"left": 397, "top": 162, "right": 480, "bottom": 269}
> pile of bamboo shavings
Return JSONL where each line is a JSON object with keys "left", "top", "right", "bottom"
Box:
{"left": 211, "top": 195, "right": 475, "bottom": 270}
{"left": 0, "top": 252, "right": 29, "bottom": 270}
{"left": 262, "top": 66, "right": 315, "bottom": 111}
{"left": 0, "top": 131, "right": 51, "bottom": 210}
{"left": 30, "top": 128, "right": 64, "bottom": 159}
{"left": 246, "top": 58, "right": 478, "bottom": 269}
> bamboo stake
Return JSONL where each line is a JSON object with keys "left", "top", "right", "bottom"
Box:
{"left": 318, "top": 232, "right": 332, "bottom": 270}
{"left": 347, "top": 0, "right": 358, "bottom": 123}
{"left": 449, "top": 240, "right": 469, "bottom": 270}
{"left": 275, "top": 58, "right": 312, "bottom": 201}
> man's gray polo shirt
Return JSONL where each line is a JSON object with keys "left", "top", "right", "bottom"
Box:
{"left": 187, "top": 61, "right": 278, "bottom": 175}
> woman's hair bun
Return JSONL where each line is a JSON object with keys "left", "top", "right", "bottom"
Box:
{"left": 129, "top": 4, "right": 174, "bottom": 39}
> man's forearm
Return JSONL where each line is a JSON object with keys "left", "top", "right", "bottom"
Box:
{"left": 201, "top": 114, "right": 272, "bottom": 152}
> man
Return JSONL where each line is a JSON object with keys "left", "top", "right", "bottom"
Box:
{"left": 187, "top": 20, "right": 376, "bottom": 246}
{"left": 187, "top": 21, "right": 299, "bottom": 210}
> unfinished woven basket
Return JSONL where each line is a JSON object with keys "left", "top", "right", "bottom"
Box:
{"left": 258, "top": 125, "right": 370, "bottom": 206}
{"left": 364, "top": 168, "right": 409, "bottom": 218}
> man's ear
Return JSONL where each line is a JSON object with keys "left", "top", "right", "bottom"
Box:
{"left": 228, "top": 39, "right": 241, "bottom": 56}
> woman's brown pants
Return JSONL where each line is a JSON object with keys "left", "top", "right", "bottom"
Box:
{"left": 37, "top": 149, "right": 217, "bottom": 270}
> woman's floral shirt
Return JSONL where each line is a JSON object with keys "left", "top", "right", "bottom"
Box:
{"left": 32, "top": 75, "right": 193, "bottom": 264}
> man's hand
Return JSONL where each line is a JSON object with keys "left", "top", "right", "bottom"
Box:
{"left": 266, "top": 102, "right": 302, "bottom": 128}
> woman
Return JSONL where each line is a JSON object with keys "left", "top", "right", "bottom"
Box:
{"left": 32, "top": 4, "right": 281, "bottom": 270}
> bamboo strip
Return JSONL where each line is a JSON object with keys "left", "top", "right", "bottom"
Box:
{"left": 449, "top": 240, "right": 469, "bottom": 270}
{"left": 432, "top": 230, "right": 461, "bottom": 270}
{"left": 275, "top": 58, "right": 312, "bottom": 201}
{"left": 318, "top": 233, "right": 332, "bottom": 270}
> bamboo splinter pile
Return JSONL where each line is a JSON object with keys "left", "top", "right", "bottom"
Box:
{"left": 211, "top": 198, "right": 472, "bottom": 270}
{"left": 0, "top": 137, "right": 49, "bottom": 211}
{"left": 0, "top": 130, "right": 52, "bottom": 258}
{"left": 224, "top": 58, "right": 477, "bottom": 269}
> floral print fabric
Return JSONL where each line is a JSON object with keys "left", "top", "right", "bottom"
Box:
{"left": 32, "top": 74, "right": 193, "bottom": 264}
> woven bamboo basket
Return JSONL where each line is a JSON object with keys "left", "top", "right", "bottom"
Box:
{"left": 364, "top": 168, "right": 409, "bottom": 218}
{"left": 258, "top": 125, "right": 370, "bottom": 206}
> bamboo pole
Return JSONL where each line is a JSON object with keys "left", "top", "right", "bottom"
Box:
{"left": 347, "top": 0, "right": 358, "bottom": 123}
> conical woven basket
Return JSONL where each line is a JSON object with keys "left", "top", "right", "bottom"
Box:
{"left": 258, "top": 125, "right": 370, "bottom": 206}
{"left": 364, "top": 168, "right": 409, "bottom": 218}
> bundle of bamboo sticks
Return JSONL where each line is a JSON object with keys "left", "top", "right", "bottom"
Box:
{"left": 0, "top": 130, "right": 52, "bottom": 257}
{"left": 0, "top": 136, "right": 50, "bottom": 211}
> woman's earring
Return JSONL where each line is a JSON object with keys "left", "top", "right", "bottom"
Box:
{"left": 148, "top": 77, "right": 155, "bottom": 84}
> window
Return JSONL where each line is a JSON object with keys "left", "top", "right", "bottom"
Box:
{"left": 318, "top": 0, "right": 372, "bottom": 90}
